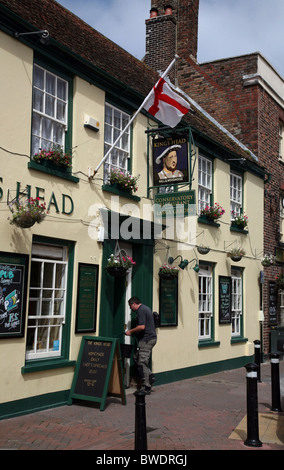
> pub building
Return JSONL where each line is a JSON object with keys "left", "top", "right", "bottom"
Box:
{"left": 0, "top": 0, "right": 266, "bottom": 419}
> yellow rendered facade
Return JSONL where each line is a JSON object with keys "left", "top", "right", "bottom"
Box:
{"left": 0, "top": 29, "right": 264, "bottom": 415}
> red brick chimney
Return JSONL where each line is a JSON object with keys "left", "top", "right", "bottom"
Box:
{"left": 145, "top": 0, "right": 199, "bottom": 80}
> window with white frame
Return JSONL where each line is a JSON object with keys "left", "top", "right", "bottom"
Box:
{"left": 104, "top": 103, "right": 130, "bottom": 182}
{"left": 279, "top": 121, "right": 284, "bottom": 161}
{"left": 31, "top": 64, "right": 68, "bottom": 157}
{"left": 198, "top": 265, "right": 213, "bottom": 339}
{"left": 198, "top": 155, "right": 212, "bottom": 214}
{"left": 26, "top": 243, "right": 68, "bottom": 360}
{"left": 230, "top": 172, "right": 242, "bottom": 219}
{"left": 231, "top": 269, "right": 242, "bottom": 336}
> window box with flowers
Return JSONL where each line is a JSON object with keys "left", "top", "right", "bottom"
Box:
{"left": 198, "top": 203, "right": 225, "bottom": 227}
{"left": 231, "top": 212, "right": 249, "bottom": 233}
{"left": 276, "top": 274, "right": 284, "bottom": 290}
{"left": 227, "top": 247, "right": 245, "bottom": 262}
{"left": 102, "top": 169, "right": 140, "bottom": 201}
{"left": 9, "top": 197, "right": 48, "bottom": 228}
{"left": 158, "top": 264, "right": 180, "bottom": 280}
{"left": 105, "top": 252, "right": 136, "bottom": 277}
{"left": 28, "top": 147, "right": 79, "bottom": 183}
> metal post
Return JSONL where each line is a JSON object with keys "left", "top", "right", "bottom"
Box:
{"left": 134, "top": 390, "right": 147, "bottom": 450}
{"left": 254, "top": 340, "right": 261, "bottom": 382}
{"left": 244, "top": 363, "right": 262, "bottom": 447}
{"left": 270, "top": 353, "right": 282, "bottom": 412}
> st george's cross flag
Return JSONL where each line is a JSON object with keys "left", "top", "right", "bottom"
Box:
{"left": 143, "top": 77, "right": 190, "bottom": 128}
{"left": 94, "top": 56, "right": 189, "bottom": 174}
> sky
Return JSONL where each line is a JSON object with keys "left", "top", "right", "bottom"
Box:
{"left": 56, "top": 0, "right": 284, "bottom": 78}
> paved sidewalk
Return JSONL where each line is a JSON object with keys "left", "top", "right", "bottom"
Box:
{"left": 0, "top": 360, "right": 283, "bottom": 451}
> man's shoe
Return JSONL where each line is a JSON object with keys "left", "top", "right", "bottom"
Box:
{"left": 142, "top": 386, "right": 151, "bottom": 395}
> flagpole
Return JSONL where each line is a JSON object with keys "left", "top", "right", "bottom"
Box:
{"left": 92, "top": 55, "right": 179, "bottom": 176}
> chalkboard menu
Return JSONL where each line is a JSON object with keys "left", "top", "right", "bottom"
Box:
{"left": 159, "top": 275, "right": 178, "bottom": 326}
{"left": 69, "top": 336, "right": 126, "bottom": 411}
{"left": 269, "top": 281, "right": 277, "bottom": 325}
{"left": 219, "top": 276, "right": 231, "bottom": 324}
{"left": 75, "top": 263, "right": 99, "bottom": 333}
{"left": 0, "top": 252, "right": 29, "bottom": 338}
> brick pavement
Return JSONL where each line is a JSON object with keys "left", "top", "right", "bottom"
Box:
{"left": 0, "top": 360, "right": 283, "bottom": 451}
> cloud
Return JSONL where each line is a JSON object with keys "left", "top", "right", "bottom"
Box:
{"left": 57, "top": 0, "right": 284, "bottom": 77}
{"left": 198, "top": 0, "right": 284, "bottom": 76}
{"left": 57, "top": 0, "right": 151, "bottom": 59}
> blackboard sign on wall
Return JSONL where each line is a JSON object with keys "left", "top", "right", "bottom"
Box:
{"left": 75, "top": 263, "right": 99, "bottom": 333}
{"left": 69, "top": 336, "right": 126, "bottom": 411}
{"left": 219, "top": 276, "right": 231, "bottom": 324}
{"left": 159, "top": 275, "right": 178, "bottom": 326}
{"left": 0, "top": 252, "right": 29, "bottom": 338}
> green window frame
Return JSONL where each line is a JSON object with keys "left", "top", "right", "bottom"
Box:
{"left": 22, "top": 236, "right": 75, "bottom": 374}
{"left": 28, "top": 58, "right": 78, "bottom": 183}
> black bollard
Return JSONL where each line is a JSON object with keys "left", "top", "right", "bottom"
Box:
{"left": 134, "top": 390, "right": 147, "bottom": 450}
{"left": 270, "top": 353, "right": 282, "bottom": 412}
{"left": 244, "top": 363, "right": 262, "bottom": 447}
{"left": 254, "top": 340, "right": 261, "bottom": 382}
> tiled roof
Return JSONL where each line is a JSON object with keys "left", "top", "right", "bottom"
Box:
{"left": 0, "top": 0, "right": 264, "bottom": 168}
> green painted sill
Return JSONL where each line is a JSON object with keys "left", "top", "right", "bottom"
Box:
{"left": 231, "top": 336, "right": 248, "bottom": 345}
{"left": 198, "top": 340, "right": 220, "bottom": 348}
{"left": 102, "top": 184, "right": 141, "bottom": 201}
{"left": 28, "top": 161, "right": 79, "bottom": 183}
{"left": 230, "top": 224, "right": 249, "bottom": 234}
{"left": 198, "top": 215, "right": 220, "bottom": 227}
{"left": 22, "top": 358, "right": 76, "bottom": 374}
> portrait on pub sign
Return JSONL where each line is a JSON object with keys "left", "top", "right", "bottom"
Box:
{"left": 153, "top": 135, "right": 189, "bottom": 187}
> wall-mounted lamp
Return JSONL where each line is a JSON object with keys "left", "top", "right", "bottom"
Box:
{"left": 168, "top": 256, "right": 199, "bottom": 272}
{"left": 15, "top": 30, "right": 50, "bottom": 44}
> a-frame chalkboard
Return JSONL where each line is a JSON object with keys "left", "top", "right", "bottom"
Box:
{"left": 69, "top": 336, "right": 126, "bottom": 411}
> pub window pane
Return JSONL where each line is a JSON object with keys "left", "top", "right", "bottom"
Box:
{"left": 26, "top": 243, "right": 68, "bottom": 360}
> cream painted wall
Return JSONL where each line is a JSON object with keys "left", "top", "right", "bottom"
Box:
{"left": 0, "top": 29, "right": 264, "bottom": 404}
{"left": 151, "top": 156, "right": 264, "bottom": 374}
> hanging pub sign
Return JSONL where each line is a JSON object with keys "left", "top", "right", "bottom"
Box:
{"left": 0, "top": 251, "right": 29, "bottom": 338}
{"left": 153, "top": 135, "right": 189, "bottom": 187}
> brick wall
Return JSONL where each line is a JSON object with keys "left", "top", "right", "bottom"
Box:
{"left": 145, "top": 0, "right": 199, "bottom": 78}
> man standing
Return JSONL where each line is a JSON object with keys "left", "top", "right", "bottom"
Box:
{"left": 126, "top": 296, "right": 157, "bottom": 394}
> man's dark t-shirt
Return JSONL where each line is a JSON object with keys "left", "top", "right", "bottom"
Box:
{"left": 136, "top": 304, "right": 157, "bottom": 341}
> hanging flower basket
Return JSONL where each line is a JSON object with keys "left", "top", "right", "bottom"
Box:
{"left": 261, "top": 254, "right": 275, "bottom": 267}
{"left": 106, "top": 266, "right": 128, "bottom": 277}
{"left": 227, "top": 247, "right": 245, "bottom": 262}
{"left": 159, "top": 264, "right": 179, "bottom": 279}
{"left": 200, "top": 203, "right": 225, "bottom": 222}
{"left": 197, "top": 245, "right": 210, "bottom": 255}
{"left": 108, "top": 169, "right": 139, "bottom": 193}
{"left": 105, "top": 250, "right": 136, "bottom": 278}
{"left": 9, "top": 197, "right": 47, "bottom": 228}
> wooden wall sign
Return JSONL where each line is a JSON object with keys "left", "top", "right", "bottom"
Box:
{"left": 69, "top": 336, "right": 126, "bottom": 411}
{"left": 219, "top": 276, "right": 231, "bottom": 324}
{"left": 75, "top": 263, "right": 99, "bottom": 333}
{"left": 159, "top": 275, "right": 178, "bottom": 326}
